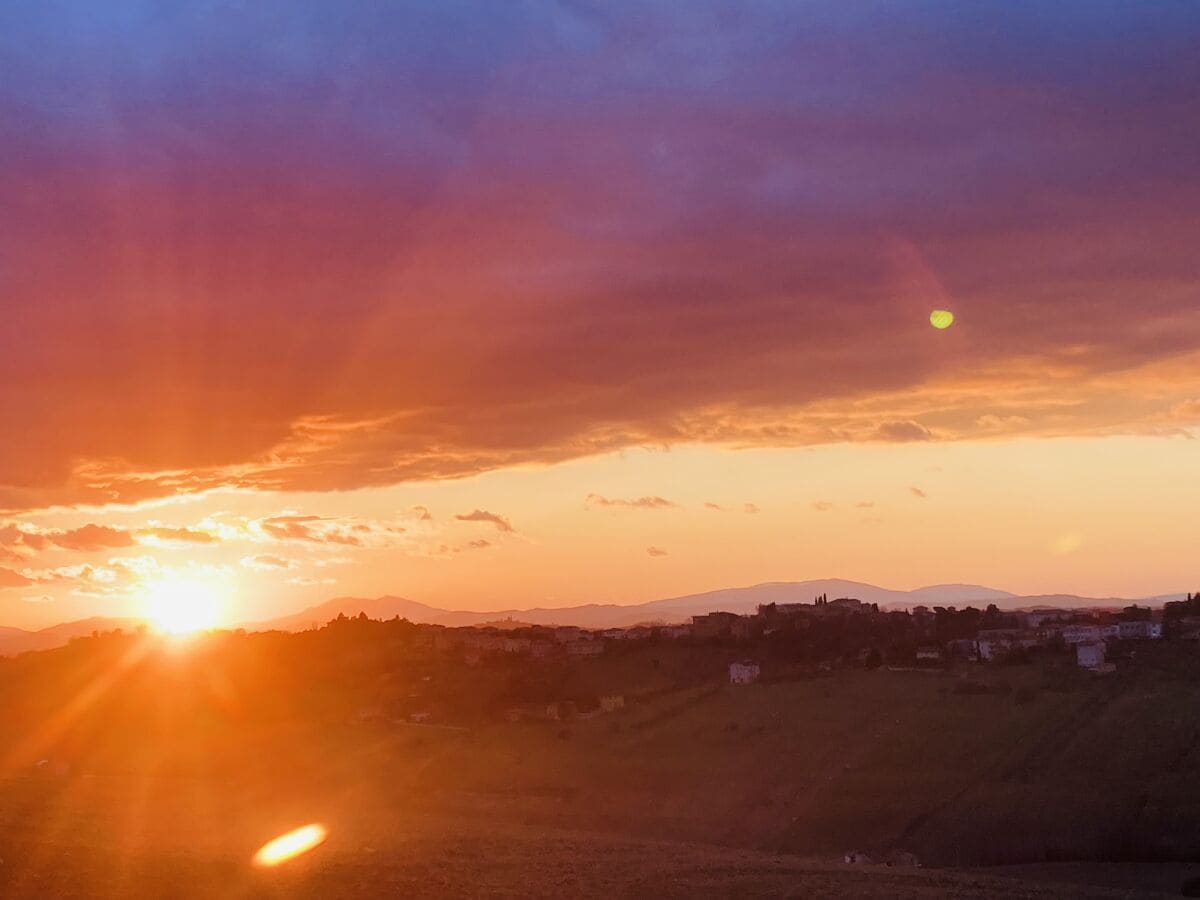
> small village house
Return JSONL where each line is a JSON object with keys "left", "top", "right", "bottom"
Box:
{"left": 729, "top": 660, "right": 760, "bottom": 685}
{"left": 1076, "top": 641, "right": 1106, "bottom": 670}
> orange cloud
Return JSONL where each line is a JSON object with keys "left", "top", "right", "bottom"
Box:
{"left": 257, "top": 515, "right": 366, "bottom": 546}
{"left": 586, "top": 494, "right": 678, "bottom": 510}
{"left": 646, "top": 546, "right": 669, "bottom": 557}
{"left": 241, "top": 555, "right": 297, "bottom": 571}
{"left": 0, "top": 567, "right": 32, "bottom": 589}
{"left": 137, "top": 526, "right": 217, "bottom": 545}
{"left": 454, "top": 510, "right": 514, "bottom": 533}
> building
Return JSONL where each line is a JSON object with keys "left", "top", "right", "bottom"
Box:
{"left": 915, "top": 645, "right": 943, "bottom": 662}
{"left": 599, "top": 694, "right": 625, "bottom": 712}
{"left": 1118, "top": 620, "right": 1162, "bottom": 640}
{"left": 1076, "top": 641, "right": 1106, "bottom": 669}
{"left": 692, "top": 611, "right": 740, "bottom": 639}
{"left": 729, "top": 660, "right": 760, "bottom": 685}
{"left": 730, "top": 616, "right": 757, "bottom": 640}
{"left": 1061, "top": 624, "right": 1103, "bottom": 645}
{"left": 1022, "top": 609, "right": 1073, "bottom": 629}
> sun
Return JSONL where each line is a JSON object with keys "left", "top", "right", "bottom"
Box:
{"left": 142, "top": 576, "right": 225, "bottom": 636}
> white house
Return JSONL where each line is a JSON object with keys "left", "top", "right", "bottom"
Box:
{"left": 1076, "top": 641, "right": 1106, "bottom": 669}
{"left": 1118, "top": 620, "right": 1162, "bottom": 640}
{"left": 729, "top": 660, "right": 760, "bottom": 685}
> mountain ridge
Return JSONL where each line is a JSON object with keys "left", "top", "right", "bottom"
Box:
{"left": 244, "top": 579, "right": 1159, "bottom": 633}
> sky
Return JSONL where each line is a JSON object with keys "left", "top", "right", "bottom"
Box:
{"left": 1, "top": 2, "right": 1198, "bottom": 629}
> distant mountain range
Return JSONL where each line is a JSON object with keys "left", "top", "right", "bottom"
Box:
{"left": 0, "top": 617, "right": 144, "bottom": 658}
{"left": 246, "top": 579, "right": 1187, "bottom": 633}
{"left": 0, "top": 580, "right": 1189, "bottom": 657}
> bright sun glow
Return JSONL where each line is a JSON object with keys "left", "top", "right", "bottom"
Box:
{"left": 142, "top": 576, "right": 225, "bottom": 636}
{"left": 253, "top": 824, "right": 328, "bottom": 867}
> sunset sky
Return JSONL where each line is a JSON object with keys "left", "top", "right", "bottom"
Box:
{"left": 1, "top": 2, "right": 1198, "bottom": 629}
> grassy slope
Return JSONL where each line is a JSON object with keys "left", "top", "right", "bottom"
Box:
{"left": 420, "top": 651, "right": 1200, "bottom": 866}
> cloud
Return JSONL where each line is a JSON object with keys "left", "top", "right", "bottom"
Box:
{"left": 855, "top": 501, "right": 876, "bottom": 508}
{"left": 136, "top": 525, "right": 217, "bottom": 545}
{"left": 454, "top": 509, "right": 514, "bottom": 532}
{"left": 287, "top": 576, "right": 336, "bottom": 586}
{"left": 909, "top": 487, "right": 928, "bottom": 499}
{"left": 646, "top": 546, "right": 669, "bottom": 557}
{"left": 812, "top": 501, "right": 834, "bottom": 512}
{"left": 976, "top": 414, "right": 1032, "bottom": 431}
{"left": 411, "top": 505, "right": 433, "bottom": 521}
{"left": 586, "top": 494, "right": 678, "bottom": 510}
{"left": 1, "top": 4, "right": 1199, "bottom": 511}
{"left": 1172, "top": 399, "right": 1200, "bottom": 420}
{"left": 0, "top": 567, "right": 33, "bottom": 588}
{"left": 47, "top": 524, "right": 135, "bottom": 552}
{"left": 873, "top": 420, "right": 934, "bottom": 443}
{"left": 706, "top": 501, "right": 759, "bottom": 514}
{"left": 465, "top": 539, "right": 492, "bottom": 550}
{"left": 2, "top": 522, "right": 138, "bottom": 554}
{"left": 257, "top": 515, "right": 366, "bottom": 546}
{"left": 240, "top": 555, "right": 298, "bottom": 571}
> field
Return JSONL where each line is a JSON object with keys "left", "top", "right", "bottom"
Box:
{"left": 420, "top": 650, "right": 1200, "bottom": 866}
{"left": 2, "top": 632, "right": 1200, "bottom": 895}
{"left": 0, "top": 782, "right": 1173, "bottom": 898}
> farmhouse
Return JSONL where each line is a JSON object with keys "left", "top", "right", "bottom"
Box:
{"left": 729, "top": 660, "right": 760, "bottom": 685}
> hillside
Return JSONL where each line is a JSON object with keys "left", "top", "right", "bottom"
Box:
{"left": 417, "top": 646, "right": 1200, "bottom": 868}
{"left": 1, "top": 625, "right": 1197, "bottom": 895}
{"left": 0, "top": 617, "right": 142, "bottom": 657}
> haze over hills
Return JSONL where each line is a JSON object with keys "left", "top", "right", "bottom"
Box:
{"left": 0, "top": 580, "right": 1188, "bottom": 658}
{"left": 0, "top": 617, "right": 144, "bottom": 658}
{"left": 246, "top": 579, "right": 1167, "bottom": 634}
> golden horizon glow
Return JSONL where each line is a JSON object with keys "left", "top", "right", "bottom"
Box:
{"left": 253, "top": 824, "right": 328, "bottom": 867}
{"left": 141, "top": 576, "right": 225, "bottom": 636}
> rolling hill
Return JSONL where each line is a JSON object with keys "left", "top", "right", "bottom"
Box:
{"left": 248, "top": 579, "right": 1034, "bottom": 632}
{"left": 0, "top": 617, "right": 143, "bottom": 658}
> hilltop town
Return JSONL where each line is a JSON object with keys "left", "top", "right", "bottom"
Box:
{"left": 270, "top": 587, "right": 1200, "bottom": 727}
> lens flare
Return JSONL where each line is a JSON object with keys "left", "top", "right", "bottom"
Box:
{"left": 929, "top": 309, "right": 955, "bottom": 329}
{"left": 253, "top": 824, "right": 328, "bottom": 867}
